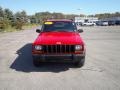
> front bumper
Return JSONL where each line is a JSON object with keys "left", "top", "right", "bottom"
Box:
{"left": 32, "top": 54, "right": 85, "bottom": 62}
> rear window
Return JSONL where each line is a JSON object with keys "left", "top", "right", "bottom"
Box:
{"left": 42, "top": 21, "right": 77, "bottom": 32}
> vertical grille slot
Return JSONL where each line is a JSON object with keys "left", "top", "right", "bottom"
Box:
{"left": 43, "top": 45, "right": 75, "bottom": 53}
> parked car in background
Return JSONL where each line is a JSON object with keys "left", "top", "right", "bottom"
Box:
{"left": 96, "top": 21, "right": 108, "bottom": 26}
{"left": 102, "top": 21, "right": 109, "bottom": 26}
{"left": 115, "top": 20, "right": 120, "bottom": 25}
{"left": 82, "top": 21, "right": 96, "bottom": 26}
{"left": 108, "top": 21, "right": 116, "bottom": 26}
{"left": 76, "top": 22, "right": 82, "bottom": 26}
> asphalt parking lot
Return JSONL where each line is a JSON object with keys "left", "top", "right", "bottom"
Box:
{"left": 0, "top": 26, "right": 120, "bottom": 90}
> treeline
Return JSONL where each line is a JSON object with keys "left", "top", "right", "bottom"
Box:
{"left": 0, "top": 6, "right": 78, "bottom": 32}
{"left": 0, "top": 7, "right": 28, "bottom": 31}
{"left": 89, "top": 12, "right": 120, "bottom": 19}
{"left": 0, "top": 6, "right": 120, "bottom": 32}
{"left": 30, "top": 12, "right": 78, "bottom": 24}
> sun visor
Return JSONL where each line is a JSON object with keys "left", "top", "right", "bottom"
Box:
{"left": 44, "top": 22, "right": 53, "bottom": 25}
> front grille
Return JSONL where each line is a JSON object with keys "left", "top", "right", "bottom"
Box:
{"left": 42, "top": 45, "right": 75, "bottom": 53}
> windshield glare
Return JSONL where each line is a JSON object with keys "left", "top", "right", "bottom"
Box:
{"left": 42, "top": 21, "right": 77, "bottom": 32}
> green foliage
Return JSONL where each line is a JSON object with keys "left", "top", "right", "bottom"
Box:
{"left": 0, "top": 6, "right": 29, "bottom": 32}
{"left": 94, "top": 12, "right": 120, "bottom": 19}
{"left": 4, "top": 8, "right": 13, "bottom": 19}
{"left": 0, "top": 7, "right": 4, "bottom": 17}
{"left": 0, "top": 18, "right": 10, "bottom": 32}
{"left": 14, "top": 20, "right": 24, "bottom": 30}
{"left": 32, "top": 12, "right": 79, "bottom": 24}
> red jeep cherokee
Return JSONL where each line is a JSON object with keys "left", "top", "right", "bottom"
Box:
{"left": 32, "top": 19, "right": 86, "bottom": 67}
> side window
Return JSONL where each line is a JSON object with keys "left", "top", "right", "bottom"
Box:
{"left": 41, "top": 25, "right": 44, "bottom": 32}
{"left": 73, "top": 22, "right": 77, "bottom": 31}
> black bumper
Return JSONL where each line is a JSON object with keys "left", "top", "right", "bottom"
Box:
{"left": 32, "top": 54, "right": 85, "bottom": 62}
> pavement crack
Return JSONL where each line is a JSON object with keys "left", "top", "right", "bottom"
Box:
{"left": 81, "top": 67, "right": 104, "bottom": 72}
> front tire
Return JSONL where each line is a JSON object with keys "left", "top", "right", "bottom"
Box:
{"left": 33, "top": 56, "right": 40, "bottom": 67}
{"left": 74, "top": 57, "right": 85, "bottom": 67}
{"left": 33, "top": 59, "right": 40, "bottom": 67}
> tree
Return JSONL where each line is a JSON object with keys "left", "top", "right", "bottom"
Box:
{"left": 0, "top": 18, "right": 10, "bottom": 30}
{"left": 0, "top": 7, "right": 4, "bottom": 17}
{"left": 115, "top": 12, "right": 120, "bottom": 17}
{"left": 94, "top": 12, "right": 120, "bottom": 19}
{"left": 20, "top": 10, "right": 28, "bottom": 23}
{"left": 4, "top": 8, "right": 13, "bottom": 20}
{"left": 13, "top": 11, "right": 28, "bottom": 29}
{"left": 52, "top": 12, "right": 65, "bottom": 19}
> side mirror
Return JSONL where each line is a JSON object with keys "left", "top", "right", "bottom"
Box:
{"left": 36, "top": 29, "right": 41, "bottom": 33}
{"left": 78, "top": 29, "right": 83, "bottom": 33}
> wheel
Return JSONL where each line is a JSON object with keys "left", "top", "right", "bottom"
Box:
{"left": 33, "top": 59, "right": 40, "bottom": 67}
{"left": 74, "top": 57, "right": 85, "bottom": 67}
{"left": 33, "top": 56, "right": 40, "bottom": 67}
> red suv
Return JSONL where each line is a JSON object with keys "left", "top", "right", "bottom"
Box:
{"left": 32, "top": 19, "right": 86, "bottom": 67}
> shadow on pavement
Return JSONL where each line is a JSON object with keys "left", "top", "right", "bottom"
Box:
{"left": 10, "top": 43, "right": 77, "bottom": 73}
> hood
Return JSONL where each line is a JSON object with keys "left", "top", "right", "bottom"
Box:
{"left": 34, "top": 32, "right": 84, "bottom": 45}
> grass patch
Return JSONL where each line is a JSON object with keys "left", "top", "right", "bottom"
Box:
{"left": 0, "top": 24, "right": 39, "bottom": 33}
{"left": 0, "top": 25, "right": 17, "bottom": 33}
{"left": 22, "top": 24, "right": 40, "bottom": 30}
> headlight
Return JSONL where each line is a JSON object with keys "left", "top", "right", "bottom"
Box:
{"left": 34, "top": 45, "right": 42, "bottom": 50}
{"left": 75, "top": 45, "right": 82, "bottom": 51}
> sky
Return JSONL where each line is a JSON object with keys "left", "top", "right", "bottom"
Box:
{"left": 0, "top": 0, "right": 120, "bottom": 15}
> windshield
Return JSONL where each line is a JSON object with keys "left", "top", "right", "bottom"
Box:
{"left": 42, "top": 21, "right": 77, "bottom": 32}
